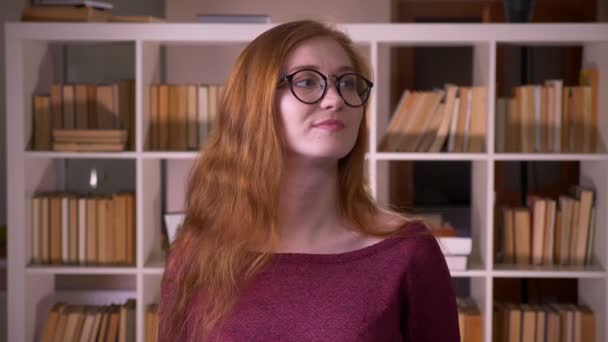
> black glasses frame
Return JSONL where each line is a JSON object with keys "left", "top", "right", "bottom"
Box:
{"left": 280, "top": 68, "right": 374, "bottom": 108}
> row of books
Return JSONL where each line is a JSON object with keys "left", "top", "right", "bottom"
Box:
{"left": 496, "top": 69, "right": 599, "bottom": 153}
{"left": 41, "top": 299, "right": 135, "bottom": 342}
{"left": 493, "top": 302, "right": 595, "bottom": 342}
{"left": 147, "top": 83, "right": 223, "bottom": 151}
{"left": 457, "top": 298, "right": 482, "bottom": 342}
{"left": 32, "top": 81, "right": 135, "bottom": 151}
{"left": 422, "top": 213, "right": 472, "bottom": 271}
{"left": 379, "top": 84, "right": 488, "bottom": 153}
{"left": 498, "top": 186, "right": 596, "bottom": 267}
{"left": 31, "top": 192, "right": 136, "bottom": 266}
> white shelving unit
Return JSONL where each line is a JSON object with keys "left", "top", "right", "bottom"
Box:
{"left": 5, "top": 22, "right": 608, "bottom": 342}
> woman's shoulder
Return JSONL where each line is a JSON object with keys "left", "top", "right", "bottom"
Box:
{"left": 371, "top": 210, "right": 442, "bottom": 260}
{"left": 371, "top": 209, "right": 431, "bottom": 237}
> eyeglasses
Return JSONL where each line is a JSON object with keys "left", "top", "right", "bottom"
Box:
{"left": 279, "top": 69, "right": 373, "bottom": 108}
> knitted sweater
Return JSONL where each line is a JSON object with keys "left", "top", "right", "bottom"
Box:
{"left": 158, "top": 222, "right": 460, "bottom": 341}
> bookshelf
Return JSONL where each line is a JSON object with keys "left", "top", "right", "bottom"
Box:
{"left": 5, "top": 22, "right": 608, "bottom": 342}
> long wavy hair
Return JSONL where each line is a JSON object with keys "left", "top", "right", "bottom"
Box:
{"left": 158, "top": 20, "right": 411, "bottom": 341}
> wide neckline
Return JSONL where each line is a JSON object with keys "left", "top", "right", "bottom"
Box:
{"left": 268, "top": 223, "right": 420, "bottom": 264}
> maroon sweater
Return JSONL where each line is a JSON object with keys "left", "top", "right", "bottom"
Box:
{"left": 159, "top": 223, "right": 460, "bottom": 341}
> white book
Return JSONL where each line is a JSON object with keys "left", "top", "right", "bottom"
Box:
{"left": 78, "top": 197, "right": 87, "bottom": 264}
{"left": 61, "top": 196, "right": 69, "bottom": 264}
{"left": 444, "top": 255, "right": 467, "bottom": 271}
{"left": 437, "top": 237, "right": 472, "bottom": 256}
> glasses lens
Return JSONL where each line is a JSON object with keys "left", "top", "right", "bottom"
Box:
{"left": 290, "top": 70, "right": 325, "bottom": 103}
{"left": 338, "top": 74, "right": 370, "bottom": 107}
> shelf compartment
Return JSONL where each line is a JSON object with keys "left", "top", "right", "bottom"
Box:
{"left": 494, "top": 42, "right": 608, "bottom": 155}
{"left": 23, "top": 40, "right": 136, "bottom": 154}
{"left": 374, "top": 42, "right": 492, "bottom": 155}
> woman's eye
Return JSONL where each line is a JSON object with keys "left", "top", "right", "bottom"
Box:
{"left": 294, "top": 78, "right": 318, "bottom": 88}
{"left": 339, "top": 80, "right": 355, "bottom": 89}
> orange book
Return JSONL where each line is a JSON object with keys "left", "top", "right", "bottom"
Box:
{"left": 74, "top": 84, "right": 89, "bottom": 129}
{"left": 68, "top": 197, "right": 78, "bottom": 264}
{"left": 158, "top": 84, "right": 170, "bottom": 150}
{"left": 33, "top": 95, "right": 52, "bottom": 150}
{"left": 513, "top": 208, "right": 531, "bottom": 265}
{"left": 49, "top": 195, "right": 62, "bottom": 264}
{"left": 149, "top": 85, "right": 159, "bottom": 150}
{"left": 41, "top": 303, "right": 65, "bottom": 342}
{"left": 50, "top": 84, "right": 63, "bottom": 130}
{"left": 467, "top": 86, "right": 487, "bottom": 153}
{"left": 86, "top": 197, "right": 97, "bottom": 264}
{"left": 379, "top": 90, "right": 412, "bottom": 151}
{"left": 113, "top": 194, "right": 127, "bottom": 264}
{"left": 87, "top": 84, "right": 98, "bottom": 129}
{"left": 579, "top": 69, "right": 598, "bottom": 152}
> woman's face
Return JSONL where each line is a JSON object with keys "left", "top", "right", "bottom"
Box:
{"left": 276, "top": 36, "right": 364, "bottom": 163}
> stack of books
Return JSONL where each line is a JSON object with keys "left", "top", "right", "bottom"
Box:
{"left": 40, "top": 299, "right": 135, "bottom": 342}
{"left": 498, "top": 186, "right": 596, "bottom": 267}
{"left": 495, "top": 68, "right": 600, "bottom": 153}
{"left": 52, "top": 129, "right": 127, "bottom": 152}
{"left": 493, "top": 302, "right": 595, "bottom": 342}
{"left": 32, "top": 80, "right": 135, "bottom": 152}
{"left": 379, "top": 84, "right": 488, "bottom": 153}
{"left": 421, "top": 212, "right": 473, "bottom": 271}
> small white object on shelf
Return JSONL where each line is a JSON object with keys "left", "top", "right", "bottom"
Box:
{"left": 164, "top": 213, "right": 185, "bottom": 245}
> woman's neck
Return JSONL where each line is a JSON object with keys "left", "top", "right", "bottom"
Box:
{"left": 277, "top": 156, "right": 349, "bottom": 252}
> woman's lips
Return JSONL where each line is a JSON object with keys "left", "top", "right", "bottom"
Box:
{"left": 313, "top": 119, "right": 346, "bottom": 131}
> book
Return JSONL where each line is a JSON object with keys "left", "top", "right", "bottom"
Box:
{"left": 35, "top": 0, "right": 113, "bottom": 10}
{"left": 197, "top": 14, "right": 271, "bottom": 23}
{"left": 437, "top": 237, "right": 472, "bottom": 256}
{"left": 444, "top": 255, "right": 467, "bottom": 271}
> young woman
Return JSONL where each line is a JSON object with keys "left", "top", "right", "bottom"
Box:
{"left": 158, "top": 20, "right": 460, "bottom": 341}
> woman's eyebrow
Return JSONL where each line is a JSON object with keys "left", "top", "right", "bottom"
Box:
{"left": 285, "top": 64, "right": 355, "bottom": 74}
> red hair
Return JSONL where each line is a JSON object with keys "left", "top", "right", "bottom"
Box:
{"left": 158, "top": 20, "right": 410, "bottom": 340}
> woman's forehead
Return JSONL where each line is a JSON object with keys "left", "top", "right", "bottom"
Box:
{"left": 282, "top": 36, "right": 353, "bottom": 73}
